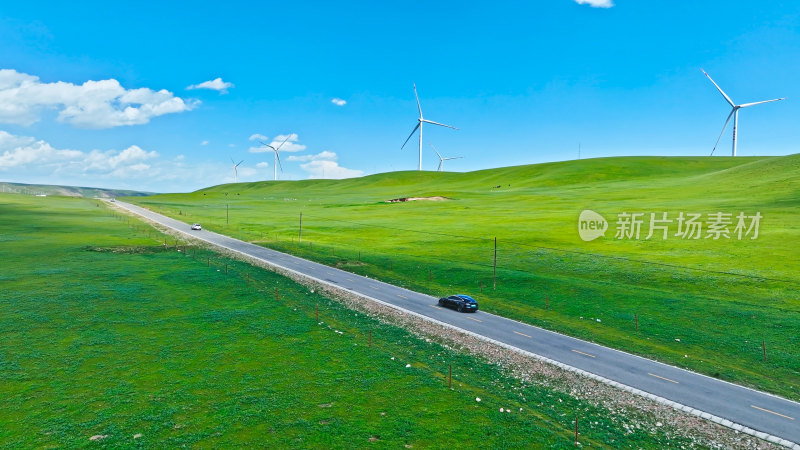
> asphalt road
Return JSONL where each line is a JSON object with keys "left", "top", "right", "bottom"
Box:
{"left": 114, "top": 200, "right": 799, "bottom": 447}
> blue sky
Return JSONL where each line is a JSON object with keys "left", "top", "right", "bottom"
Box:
{"left": 1, "top": 1, "right": 798, "bottom": 192}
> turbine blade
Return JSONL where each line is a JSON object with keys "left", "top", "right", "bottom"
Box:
{"left": 275, "top": 150, "right": 283, "bottom": 172}
{"left": 711, "top": 109, "right": 735, "bottom": 156}
{"left": 275, "top": 134, "right": 292, "bottom": 151}
{"left": 444, "top": 156, "right": 463, "bottom": 160}
{"left": 413, "top": 82, "right": 422, "bottom": 118}
{"left": 237, "top": 160, "right": 244, "bottom": 167}
{"left": 739, "top": 98, "right": 786, "bottom": 108}
{"left": 701, "top": 69, "right": 735, "bottom": 107}
{"left": 422, "top": 119, "right": 458, "bottom": 130}
{"left": 230, "top": 157, "right": 235, "bottom": 164}
{"left": 401, "top": 123, "right": 420, "bottom": 149}
{"left": 430, "top": 143, "right": 442, "bottom": 159}
{"left": 259, "top": 140, "right": 276, "bottom": 151}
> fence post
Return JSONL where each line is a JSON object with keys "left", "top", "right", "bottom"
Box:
{"left": 299, "top": 212, "right": 302, "bottom": 242}
{"left": 449, "top": 364, "right": 452, "bottom": 389}
{"left": 575, "top": 416, "right": 578, "bottom": 446}
{"left": 493, "top": 237, "right": 497, "bottom": 290}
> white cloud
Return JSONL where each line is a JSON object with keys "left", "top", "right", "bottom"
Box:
{"left": 574, "top": 0, "right": 614, "bottom": 7}
{"left": 287, "top": 150, "right": 337, "bottom": 162}
{"left": 249, "top": 133, "right": 269, "bottom": 141}
{"left": 248, "top": 133, "right": 305, "bottom": 153}
{"left": 300, "top": 159, "right": 363, "bottom": 179}
{"left": 331, "top": 98, "right": 346, "bottom": 106}
{"left": 200, "top": 140, "right": 209, "bottom": 146}
{"left": 256, "top": 161, "right": 269, "bottom": 168}
{"left": 0, "top": 130, "right": 267, "bottom": 191}
{"left": 0, "top": 69, "right": 195, "bottom": 128}
{"left": 0, "top": 130, "right": 157, "bottom": 180}
{"left": 186, "top": 77, "right": 234, "bottom": 94}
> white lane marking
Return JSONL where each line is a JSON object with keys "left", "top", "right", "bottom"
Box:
{"left": 572, "top": 349, "right": 596, "bottom": 358}
{"left": 751, "top": 405, "right": 795, "bottom": 420}
{"left": 467, "top": 317, "right": 482, "bottom": 323}
{"left": 397, "top": 294, "right": 408, "bottom": 299}
{"left": 648, "top": 373, "right": 679, "bottom": 384}
{"left": 514, "top": 331, "right": 532, "bottom": 338}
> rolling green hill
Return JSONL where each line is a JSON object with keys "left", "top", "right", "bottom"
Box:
{"left": 128, "top": 154, "right": 800, "bottom": 400}
{"left": 0, "top": 181, "right": 154, "bottom": 198}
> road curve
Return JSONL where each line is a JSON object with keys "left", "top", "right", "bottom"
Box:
{"left": 113, "top": 200, "right": 799, "bottom": 448}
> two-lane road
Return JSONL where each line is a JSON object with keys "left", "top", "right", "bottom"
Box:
{"left": 114, "top": 200, "right": 799, "bottom": 448}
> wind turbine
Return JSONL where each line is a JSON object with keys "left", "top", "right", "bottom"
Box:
{"left": 258, "top": 135, "right": 292, "bottom": 181}
{"left": 230, "top": 158, "right": 244, "bottom": 183}
{"left": 701, "top": 69, "right": 786, "bottom": 156}
{"left": 401, "top": 83, "right": 458, "bottom": 170}
{"left": 431, "top": 144, "right": 462, "bottom": 172}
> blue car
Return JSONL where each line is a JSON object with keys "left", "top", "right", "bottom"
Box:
{"left": 438, "top": 295, "right": 479, "bottom": 313}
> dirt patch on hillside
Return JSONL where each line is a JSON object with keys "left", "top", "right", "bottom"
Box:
{"left": 385, "top": 196, "right": 451, "bottom": 203}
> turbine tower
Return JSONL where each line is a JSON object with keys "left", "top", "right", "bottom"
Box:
{"left": 258, "top": 135, "right": 291, "bottom": 181}
{"left": 701, "top": 69, "right": 785, "bottom": 156}
{"left": 431, "top": 144, "right": 462, "bottom": 172}
{"left": 230, "top": 158, "right": 244, "bottom": 183}
{"left": 401, "top": 83, "right": 458, "bottom": 170}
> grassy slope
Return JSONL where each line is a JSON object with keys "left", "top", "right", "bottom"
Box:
{"left": 0, "top": 194, "right": 698, "bottom": 448}
{"left": 0, "top": 181, "right": 153, "bottom": 198}
{"left": 128, "top": 155, "right": 800, "bottom": 400}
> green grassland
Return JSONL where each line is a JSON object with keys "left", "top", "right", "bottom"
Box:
{"left": 0, "top": 194, "right": 702, "bottom": 447}
{"left": 128, "top": 155, "right": 800, "bottom": 400}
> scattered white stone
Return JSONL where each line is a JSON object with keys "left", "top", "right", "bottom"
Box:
{"left": 391, "top": 357, "right": 395, "bottom": 360}
{"left": 405, "top": 364, "right": 411, "bottom": 368}
{"left": 684, "top": 354, "right": 688, "bottom": 358}
{"left": 596, "top": 319, "right": 601, "bottom": 322}
{"left": 656, "top": 422, "right": 663, "bottom": 427}
{"left": 133, "top": 433, "right": 143, "bottom": 439}
{"left": 500, "top": 408, "right": 504, "bottom": 412}
{"left": 519, "top": 408, "right": 523, "bottom": 412}
{"left": 476, "top": 397, "right": 481, "bottom": 402}
{"left": 675, "top": 338, "right": 681, "bottom": 342}
{"left": 89, "top": 435, "right": 108, "bottom": 441}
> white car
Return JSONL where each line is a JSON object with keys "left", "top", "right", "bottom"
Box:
{"left": 191, "top": 223, "right": 202, "bottom": 230}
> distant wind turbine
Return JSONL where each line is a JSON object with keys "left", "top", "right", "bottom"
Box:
{"left": 401, "top": 83, "right": 458, "bottom": 170}
{"left": 701, "top": 69, "right": 786, "bottom": 156}
{"left": 431, "top": 144, "right": 462, "bottom": 172}
{"left": 230, "top": 158, "right": 244, "bottom": 183}
{"left": 258, "top": 135, "right": 292, "bottom": 181}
